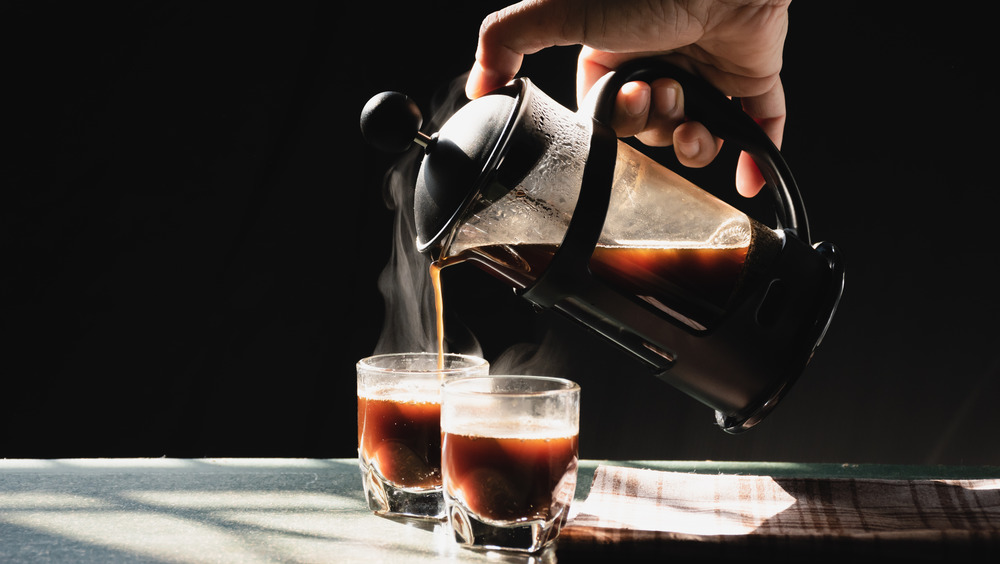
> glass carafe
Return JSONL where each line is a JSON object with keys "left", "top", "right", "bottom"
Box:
{"left": 440, "top": 82, "right": 778, "bottom": 331}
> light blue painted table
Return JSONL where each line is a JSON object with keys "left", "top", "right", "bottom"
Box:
{"left": 1, "top": 458, "right": 997, "bottom": 562}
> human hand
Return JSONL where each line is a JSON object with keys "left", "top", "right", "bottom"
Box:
{"left": 466, "top": 0, "right": 790, "bottom": 197}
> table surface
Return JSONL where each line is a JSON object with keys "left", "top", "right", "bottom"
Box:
{"left": 2, "top": 458, "right": 998, "bottom": 563}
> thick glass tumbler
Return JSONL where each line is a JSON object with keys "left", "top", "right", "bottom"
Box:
{"left": 442, "top": 375, "right": 580, "bottom": 552}
{"left": 357, "top": 352, "right": 489, "bottom": 520}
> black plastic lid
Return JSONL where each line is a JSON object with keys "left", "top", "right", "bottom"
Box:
{"left": 415, "top": 80, "right": 540, "bottom": 253}
{"left": 359, "top": 80, "right": 547, "bottom": 255}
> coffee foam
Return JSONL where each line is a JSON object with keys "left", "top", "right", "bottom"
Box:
{"left": 443, "top": 419, "right": 577, "bottom": 440}
{"left": 359, "top": 387, "right": 441, "bottom": 404}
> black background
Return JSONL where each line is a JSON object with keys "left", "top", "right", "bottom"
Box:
{"left": 4, "top": 2, "right": 999, "bottom": 465}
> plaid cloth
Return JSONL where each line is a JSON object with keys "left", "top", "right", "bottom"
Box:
{"left": 558, "top": 464, "right": 1000, "bottom": 560}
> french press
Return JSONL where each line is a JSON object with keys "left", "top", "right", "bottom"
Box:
{"left": 361, "top": 59, "right": 845, "bottom": 433}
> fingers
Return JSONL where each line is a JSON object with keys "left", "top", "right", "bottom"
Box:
{"left": 466, "top": 0, "right": 581, "bottom": 99}
{"left": 612, "top": 79, "right": 681, "bottom": 144}
{"left": 608, "top": 78, "right": 723, "bottom": 169}
{"left": 576, "top": 47, "right": 664, "bottom": 104}
{"left": 610, "top": 81, "right": 651, "bottom": 138}
{"left": 470, "top": 3, "right": 786, "bottom": 197}
{"left": 673, "top": 121, "right": 724, "bottom": 169}
{"left": 590, "top": 60, "right": 784, "bottom": 195}
{"left": 735, "top": 77, "right": 786, "bottom": 197}
{"left": 736, "top": 151, "right": 766, "bottom": 198}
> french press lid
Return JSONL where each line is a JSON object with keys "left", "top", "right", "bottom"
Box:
{"left": 360, "top": 81, "right": 546, "bottom": 253}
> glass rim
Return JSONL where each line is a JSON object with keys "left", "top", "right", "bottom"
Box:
{"left": 442, "top": 375, "right": 580, "bottom": 398}
{"left": 356, "top": 352, "right": 488, "bottom": 375}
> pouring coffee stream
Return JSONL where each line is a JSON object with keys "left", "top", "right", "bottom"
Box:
{"left": 361, "top": 60, "right": 845, "bottom": 433}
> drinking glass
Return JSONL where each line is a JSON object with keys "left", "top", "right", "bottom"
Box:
{"left": 357, "top": 352, "right": 489, "bottom": 520}
{"left": 441, "top": 375, "right": 580, "bottom": 552}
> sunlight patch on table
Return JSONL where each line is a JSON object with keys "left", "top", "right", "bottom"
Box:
{"left": 0, "top": 511, "right": 274, "bottom": 564}
{"left": 123, "top": 490, "right": 357, "bottom": 510}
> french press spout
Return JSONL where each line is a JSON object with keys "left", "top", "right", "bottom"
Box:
{"left": 361, "top": 60, "right": 845, "bottom": 433}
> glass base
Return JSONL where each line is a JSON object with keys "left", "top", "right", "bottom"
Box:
{"left": 359, "top": 458, "right": 445, "bottom": 520}
{"left": 446, "top": 496, "right": 568, "bottom": 553}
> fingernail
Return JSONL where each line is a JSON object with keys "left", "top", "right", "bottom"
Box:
{"left": 677, "top": 139, "right": 700, "bottom": 160}
{"left": 655, "top": 83, "right": 679, "bottom": 117}
{"left": 622, "top": 82, "right": 649, "bottom": 117}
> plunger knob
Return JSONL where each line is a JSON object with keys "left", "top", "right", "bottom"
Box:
{"left": 360, "top": 91, "right": 434, "bottom": 153}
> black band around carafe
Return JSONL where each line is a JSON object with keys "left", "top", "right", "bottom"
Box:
{"left": 520, "top": 120, "right": 618, "bottom": 309}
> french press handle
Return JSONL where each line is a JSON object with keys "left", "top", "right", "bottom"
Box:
{"left": 586, "top": 58, "right": 811, "bottom": 244}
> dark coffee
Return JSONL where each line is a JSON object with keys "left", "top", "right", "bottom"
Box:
{"left": 590, "top": 245, "right": 747, "bottom": 310}
{"left": 441, "top": 241, "right": 749, "bottom": 328}
{"left": 442, "top": 432, "right": 578, "bottom": 522}
{"left": 358, "top": 395, "right": 441, "bottom": 488}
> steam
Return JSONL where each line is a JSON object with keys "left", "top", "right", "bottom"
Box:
{"left": 371, "top": 151, "right": 436, "bottom": 355}
{"left": 489, "top": 331, "right": 573, "bottom": 376}
{"left": 371, "top": 74, "right": 573, "bottom": 378}
{"left": 372, "top": 75, "right": 482, "bottom": 358}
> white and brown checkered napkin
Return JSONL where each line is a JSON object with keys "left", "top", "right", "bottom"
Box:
{"left": 559, "top": 464, "right": 1000, "bottom": 560}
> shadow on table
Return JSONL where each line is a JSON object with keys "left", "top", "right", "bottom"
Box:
{"left": 0, "top": 459, "right": 367, "bottom": 563}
